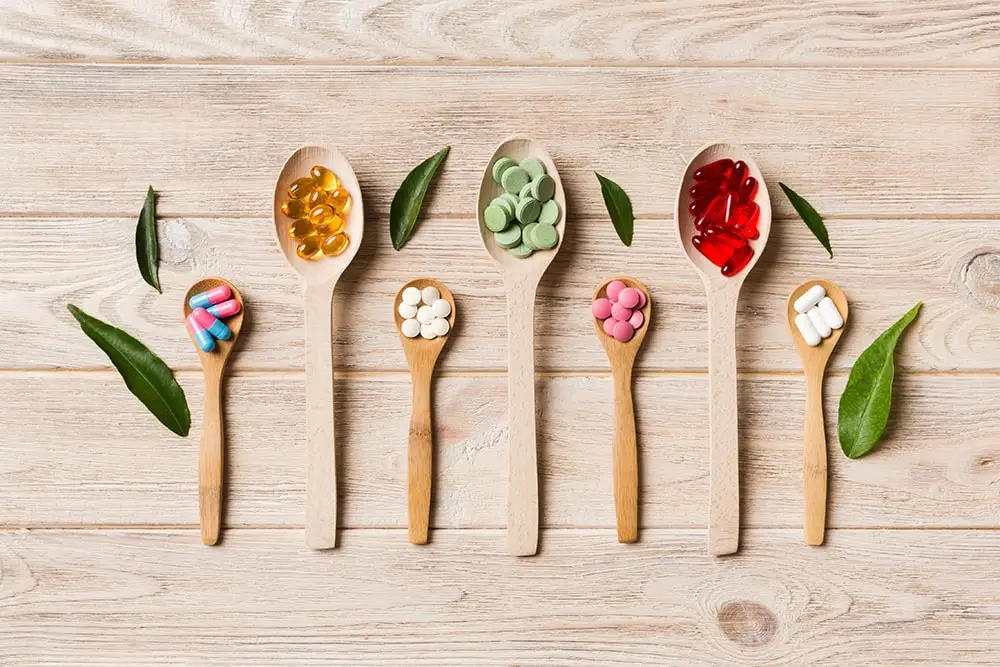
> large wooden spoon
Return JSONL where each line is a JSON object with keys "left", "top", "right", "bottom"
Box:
{"left": 477, "top": 136, "right": 566, "bottom": 556}
{"left": 273, "top": 145, "right": 364, "bottom": 550}
{"left": 674, "top": 140, "right": 773, "bottom": 556}
{"left": 592, "top": 276, "right": 652, "bottom": 543}
{"left": 393, "top": 278, "right": 457, "bottom": 545}
{"left": 787, "top": 279, "right": 849, "bottom": 546}
{"left": 183, "top": 277, "right": 245, "bottom": 546}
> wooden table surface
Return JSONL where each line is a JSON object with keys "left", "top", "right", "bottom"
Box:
{"left": 2, "top": 1, "right": 1000, "bottom": 665}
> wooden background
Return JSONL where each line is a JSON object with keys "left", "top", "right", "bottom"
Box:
{"left": 2, "top": 1, "right": 1000, "bottom": 664}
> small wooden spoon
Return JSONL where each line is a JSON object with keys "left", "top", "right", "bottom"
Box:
{"left": 674, "top": 140, "right": 773, "bottom": 556}
{"left": 273, "top": 145, "right": 364, "bottom": 550}
{"left": 393, "top": 278, "right": 457, "bottom": 545}
{"left": 592, "top": 276, "right": 652, "bottom": 544}
{"left": 183, "top": 277, "right": 245, "bottom": 546}
{"left": 787, "top": 279, "right": 849, "bottom": 546}
{"left": 477, "top": 136, "right": 566, "bottom": 556}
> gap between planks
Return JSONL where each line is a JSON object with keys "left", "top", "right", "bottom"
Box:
{"left": 4, "top": 526, "right": 998, "bottom": 533}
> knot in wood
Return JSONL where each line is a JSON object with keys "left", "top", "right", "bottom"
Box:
{"left": 717, "top": 601, "right": 778, "bottom": 647}
{"left": 960, "top": 252, "right": 1000, "bottom": 310}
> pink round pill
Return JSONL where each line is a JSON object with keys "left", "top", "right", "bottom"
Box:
{"left": 628, "top": 310, "right": 644, "bottom": 329}
{"left": 612, "top": 320, "right": 635, "bottom": 342}
{"left": 617, "top": 287, "right": 640, "bottom": 308}
{"left": 611, "top": 302, "right": 632, "bottom": 322}
{"left": 606, "top": 280, "right": 626, "bottom": 302}
{"left": 592, "top": 298, "right": 613, "bottom": 320}
{"left": 636, "top": 289, "right": 647, "bottom": 308}
{"left": 602, "top": 317, "right": 616, "bottom": 336}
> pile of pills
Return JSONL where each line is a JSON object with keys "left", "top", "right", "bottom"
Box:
{"left": 792, "top": 284, "right": 844, "bottom": 346}
{"left": 687, "top": 158, "right": 760, "bottom": 277}
{"left": 280, "top": 165, "right": 352, "bottom": 261}
{"left": 592, "top": 280, "right": 649, "bottom": 342}
{"left": 398, "top": 285, "right": 452, "bottom": 340}
{"left": 186, "top": 285, "right": 242, "bottom": 352}
{"left": 483, "top": 156, "right": 561, "bottom": 259}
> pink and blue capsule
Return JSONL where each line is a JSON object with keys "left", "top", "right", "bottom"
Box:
{"left": 186, "top": 313, "right": 215, "bottom": 352}
{"left": 206, "top": 298, "right": 241, "bottom": 319}
{"left": 188, "top": 284, "right": 232, "bottom": 310}
{"left": 191, "top": 307, "right": 232, "bottom": 341}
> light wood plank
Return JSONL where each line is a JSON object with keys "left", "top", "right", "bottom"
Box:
{"left": 1, "top": 0, "right": 998, "bottom": 66}
{"left": 2, "top": 528, "right": 999, "bottom": 665}
{"left": 3, "top": 372, "right": 998, "bottom": 529}
{"left": 2, "top": 216, "right": 996, "bottom": 372}
{"left": 1, "top": 65, "right": 999, "bottom": 218}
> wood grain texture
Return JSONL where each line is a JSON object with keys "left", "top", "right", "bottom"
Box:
{"left": 1, "top": 0, "right": 998, "bottom": 66}
{"left": 3, "top": 216, "right": 999, "bottom": 373}
{"left": 3, "top": 372, "right": 999, "bottom": 530}
{"left": 3, "top": 528, "right": 1000, "bottom": 666}
{"left": 1, "top": 66, "right": 1000, "bottom": 218}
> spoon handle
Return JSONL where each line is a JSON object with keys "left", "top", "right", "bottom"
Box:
{"left": 407, "top": 364, "right": 434, "bottom": 545}
{"left": 706, "top": 293, "right": 740, "bottom": 556}
{"left": 803, "top": 370, "right": 827, "bottom": 545}
{"left": 505, "top": 277, "right": 539, "bottom": 556}
{"left": 304, "top": 283, "right": 337, "bottom": 550}
{"left": 611, "top": 364, "right": 639, "bottom": 543}
{"left": 199, "top": 369, "right": 224, "bottom": 546}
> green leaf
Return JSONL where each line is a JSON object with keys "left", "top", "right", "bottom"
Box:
{"left": 838, "top": 302, "right": 922, "bottom": 459}
{"left": 67, "top": 304, "right": 190, "bottom": 437}
{"left": 595, "top": 172, "right": 634, "bottom": 247}
{"left": 390, "top": 146, "right": 450, "bottom": 250}
{"left": 135, "top": 186, "right": 161, "bottom": 292}
{"left": 779, "top": 182, "right": 832, "bottom": 258}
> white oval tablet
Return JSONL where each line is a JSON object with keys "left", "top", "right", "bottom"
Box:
{"left": 431, "top": 298, "right": 451, "bottom": 318}
{"left": 807, "top": 305, "right": 832, "bottom": 338}
{"left": 431, "top": 317, "right": 450, "bottom": 336}
{"left": 421, "top": 286, "right": 440, "bottom": 305}
{"left": 401, "top": 318, "right": 421, "bottom": 338}
{"left": 416, "top": 305, "right": 434, "bottom": 324}
{"left": 420, "top": 323, "right": 436, "bottom": 339}
{"left": 818, "top": 297, "right": 844, "bottom": 329}
{"left": 794, "top": 284, "right": 826, "bottom": 314}
{"left": 398, "top": 302, "right": 418, "bottom": 319}
{"left": 794, "top": 312, "right": 822, "bottom": 346}
{"left": 402, "top": 286, "right": 422, "bottom": 306}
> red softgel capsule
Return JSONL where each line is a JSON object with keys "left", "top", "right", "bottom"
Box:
{"left": 693, "top": 233, "right": 736, "bottom": 267}
{"left": 693, "top": 158, "right": 734, "bottom": 182}
{"left": 695, "top": 195, "right": 728, "bottom": 231}
{"left": 689, "top": 199, "right": 706, "bottom": 216}
{"left": 722, "top": 244, "right": 755, "bottom": 276}
{"left": 732, "top": 202, "right": 760, "bottom": 240}
{"left": 737, "top": 176, "right": 758, "bottom": 205}
{"left": 689, "top": 180, "right": 724, "bottom": 202}
{"left": 705, "top": 226, "right": 746, "bottom": 249}
{"left": 728, "top": 160, "right": 748, "bottom": 190}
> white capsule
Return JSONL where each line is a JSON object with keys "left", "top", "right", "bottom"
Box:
{"left": 420, "top": 323, "right": 436, "bottom": 339}
{"left": 807, "top": 306, "right": 832, "bottom": 338}
{"left": 818, "top": 297, "right": 844, "bottom": 330}
{"left": 431, "top": 317, "right": 450, "bottom": 337}
{"left": 794, "top": 284, "right": 826, "bottom": 314}
{"left": 795, "top": 312, "right": 822, "bottom": 347}
{"left": 401, "top": 318, "right": 421, "bottom": 338}
{"left": 416, "top": 305, "right": 435, "bottom": 324}
{"left": 398, "top": 302, "right": 418, "bottom": 319}
{"left": 402, "top": 286, "right": 422, "bottom": 306}
{"left": 431, "top": 298, "right": 451, "bottom": 318}
{"left": 421, "top": 286, "right": 440, "bottom": 305}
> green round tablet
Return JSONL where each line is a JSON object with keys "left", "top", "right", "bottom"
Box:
{"left": 509, "top": 242, "right": 534, "bottom": 258}
{"left": 530, "top": 174, "right": 556, "bottom": 202}
{"left": 532, "top": 222, "right": 559, "bottom": 249}
{"left": 484, "top": 205, "right": 510, "bottom": 232}
{"left": 491, "top": 196, "right": 514, "bottom": 218}
{"left": 538, "top": 199, "right": 560, "bottom": 225}
{"left": 495, "top": 224, "right": 522, "bottom": 249}
{"left": 521, "top": 222, "right": 539, "bottom": 250}
{"left": 491, "top": 157, "right": 516, "bottom": 185}
{"left": 500, "top": 192, "right": 519, "bottom": 209}
{"left": 501, "top": 166, "right": 530, "bottom": 195}
{"left": 520, "top": 157, "right": 546, "bottom": 180}
{"left": 515, "top": 197, "right": 540, "bottom": 224}
{"left": 519, "top": 182, "right": 533, "bottom": 199}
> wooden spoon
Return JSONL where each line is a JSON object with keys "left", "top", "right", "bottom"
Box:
{"left": 477, "top": 136, "right": 566, "bottom": 556}
{"left": 393, "top": 278, "right": 457, "bottom": 545}
{"left": 273, "top": 145, "right": 364, "bottom": 550}
{"left": 787, "top": 279, "right": 849, "bottom": 546}
{"left": 183, "top": 277, "right": 245, "bottom": 546}
{"left": 674, "top": 140, "right": 773, "bottom": 556}
{"left": 592, "top": 276, "right": 652, "bottom": 544}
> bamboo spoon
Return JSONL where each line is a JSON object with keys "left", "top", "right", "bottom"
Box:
{"left": 273, "top": 145, "right": 364, "bottom": 550}
{"left": 477, "top": 136, "right": 566, "bottom": 556}
{"left": 592, "top": 276, "right": 652, "bottom": 544}
{"left": 674, "top": 141, "right": 772, "bottom": 556}
{"left": 393, "top": 278, "right": 457, "bottom": 545}
{"left": 183, "top": 277, "right": 245, "bottom": 546}
{"left": 787, "top": 279, "right": 849, "bottom": 546}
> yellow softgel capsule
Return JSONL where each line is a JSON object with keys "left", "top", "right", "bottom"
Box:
{"left": 288, "top": 218, "right": 314, "bottom": 240}
{"left": 308, "top": 204, "right": 334, "bottom": 226}
{"left": 296, "top": 234, "right": 321, "bottom": 260}
{"left": 288, "top": 177, "right": 313, "bottom": 200}
{"left": 307, "top": 188, "right": 328, "bottom": 208}
{"left": 328, "top": 188, "right": 350, "bottom": 213}
{"left": 321, "top": 233, "right": 349, "bottom": 257}
{"left": 326, "top": 214, "right": 346, "bottom": 235}
{"left": 311, "top": 165, "right": 340, "bottom": 191}
{"left": 281, "top": 198, "right": 308, "bottom": 219}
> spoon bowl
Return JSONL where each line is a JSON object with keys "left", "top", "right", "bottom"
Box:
{"left": 593, "top": 276, "right": 653, "bottom": 362}
{"left": 183, "top": 277, "right": 245, "bottom": 546}
{"left": 787, "top": 279, "right": 850, "bottom": 365}
{"left": 394, "top": 278, "right": 457, "bottom": 366}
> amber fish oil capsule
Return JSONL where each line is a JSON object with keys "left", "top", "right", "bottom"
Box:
{"left": 281, "top": 198, "right": 309, "bottom": 219}
{"left": 288, "top": 177, "right": 314, "bottom": 200}
{"left": 310, "top": 165, "right": 340, "bottom": 191}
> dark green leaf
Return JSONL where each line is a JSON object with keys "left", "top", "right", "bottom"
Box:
{"left": 135, "top": 186, "right": 161, "bottom": 292}
{"left": 67, "top": 304, "right": 190, "bottom": 436}
{"left": 838, "top": 302, "right": 922, "bottom": 459}
{"left": 779, "top": 182, "right": 832, "bottom": 258}
{"left": 390, "top": 146, "right": 450, "bottom": 250}
{"left": 595, "top": 172, "right": 634, "bottom": 247}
